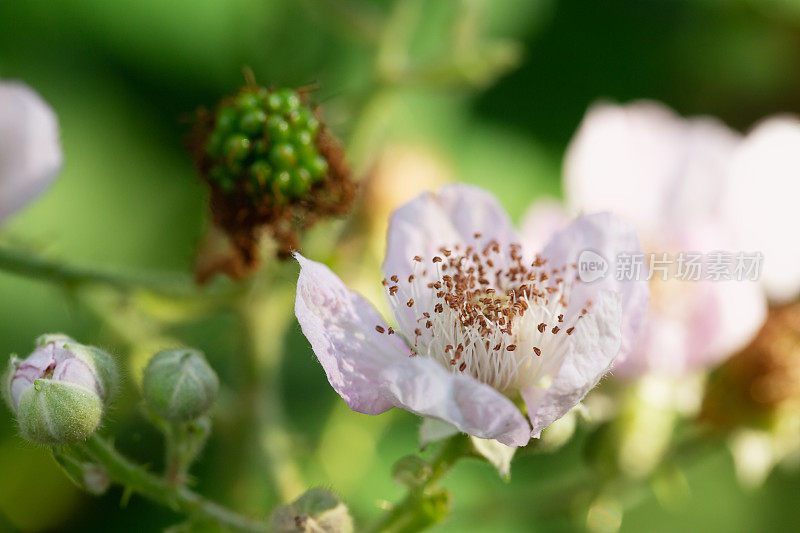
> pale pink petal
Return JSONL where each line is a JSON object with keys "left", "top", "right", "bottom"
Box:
{"left": 661, "top": 118, "right": 741, "bottom": 225}
{"left": 524, "top": 291, "right": 622, "bottom": 437}
{"left": 564, "top": 101, "right": 686, "bottom": 232}
{"left": 540, "top": 212, "right": 649, "bottom": 361}
{"left": 382, "top": 184, "right": 519, "bottom": 337}
{"left": 519, "top": 197, "right": 571, "bottom": 254}
{"left": 295, "top": 254, "right": 409, "bottom": 415}
{"left": 565, "top": 101, "right": 739, "bottom": 232}
{"left": 0, "top": 81, "right": 62, "bottom": 222}
{"left": 380, "top": 356, "right": 531, "bottom": 447}
{"left": 295, "top": 253, "right": 532, "bottom": 445}
{"left": 704, "top": 278, "right": 766, "bottom": 365}
{"left": 724, "top": 116, "right": 800, "bottom": 302}
{"left": 613, "top": 225, "right": 767, "bottom": 378}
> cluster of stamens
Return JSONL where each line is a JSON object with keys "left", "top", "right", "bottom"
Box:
{"left": 377, "top": 234, "right": 590, "bottom": 392}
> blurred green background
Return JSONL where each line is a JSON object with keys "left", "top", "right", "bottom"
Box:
{"left": 1, "top": 0, "right": 800, "bottom": 531}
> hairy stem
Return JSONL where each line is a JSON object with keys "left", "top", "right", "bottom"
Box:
{"left": 81, "top": 435, "right": 269, "bottom": 532}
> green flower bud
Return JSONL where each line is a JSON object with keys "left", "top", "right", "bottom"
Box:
{"left": 18, "top": 380, "right": 103, "bottom": 446}
{"left": 142, "top": 349, "right": 219, "bottom": 422}
{"left": 3, "top": 334, "right": 118, "bottom": 446}
{"left": 271, "top": 488, "right": 353, "bottom": 533}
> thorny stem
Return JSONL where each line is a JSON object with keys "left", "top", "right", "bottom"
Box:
{"left": 366, "top": 434, "right": 472, "bottom": 533}
{"left": 80, "top": 435, "right": 270, "bottom": 532}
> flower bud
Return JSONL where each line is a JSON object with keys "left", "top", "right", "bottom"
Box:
{"left": 142, "top": 349, "right": 219, "bottom": 422}
{"left": 3, "top": 334, "right": 118, "bottom": 445}
{"left": 270, "top": 488, "right": 353, "bottom": 533}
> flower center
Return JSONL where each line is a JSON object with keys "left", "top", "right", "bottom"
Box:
{"left": 378, "top": 235, "right": 588, "bottom": 393}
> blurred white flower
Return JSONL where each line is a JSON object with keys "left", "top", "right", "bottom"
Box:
{"left": 0, "top": 81, "right": 62, "bottom": 223}
{"left": 527, "top": 101, "right": 800, "bottom": 377}
{"left": 723, "top": 117, "right": 800, "bottom": 302}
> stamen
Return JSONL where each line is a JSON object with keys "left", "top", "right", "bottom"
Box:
{"left": 382, "top": 240, "right": 586, "bottom": 391}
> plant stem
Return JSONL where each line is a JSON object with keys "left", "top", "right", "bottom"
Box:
{"left": 238, "top": 287, "right": 304, "bottom": 504}
{"left": 81, "top": 435, "right": 269, "bottom": 532}
{"left": 366, "top": 434, "right": 472, "bottom": 533}
{"left": 0, "top": 245, "right": 236, "bottom": 300}
{"left": 164, "top": 418, "right": 211, "bottom": 487}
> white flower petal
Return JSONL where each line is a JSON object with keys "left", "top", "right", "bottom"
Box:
{"left": 470, "top": 436, "right": 516, "bottom": 478}
{"left": 564, "top": 101, "right": 685, "bottom": 231}
{"left": 565, "top": 100, "right": 739, "bottom": 231}
{"left": 519, "top": 197, "right": 571, "bottom": 254}
{"left": 381, "top": 355, "right": 531, "bottom": 447}
{"left": 295, "top": 254, "right": 409, "bottom": 415}
{"left": 540, "top": 212, "right": 649, "bottom": 360}
{"left": 0, "top": 81, "right": 62, "bottom": 222}
{"left": 524, "top": 291, "right": 622, "bottom": 437}
{"left": 419, "top": 417, "right": 459, "bottom": 448}
{"left": 724, "top": 116, "right": 800, "bottom": 302}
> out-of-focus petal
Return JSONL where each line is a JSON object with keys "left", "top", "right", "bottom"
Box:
{"left": 614, "top": 223, "right": 767, "bottom": 378}
{"left": 0, "top": 81, "right": 62, "bottom": 222}
{"left": 519, "top": 197, "right": 571, "bottom": 254}
{"left": 661, "top": 118, "right": 741, "bottom": 224}
{"left": 295, "top": 254, "right": 409, "bottom": 415}
{"left": 564, "top": 101, "right": 686, "bottom": 231}
{"left": 381, "top": 355, "right": 531, "bottom": 447}
{"left": 540, "top": 212, "right": 649, "bottom": 361}
{"left": 524, "top": 291, "right": 622, "bottom": 437}
{"left": 724, "top": 116, "right": 800, "bottom": 302}
{"left": 564, "top": 101, "right": 739, "bottom": 232}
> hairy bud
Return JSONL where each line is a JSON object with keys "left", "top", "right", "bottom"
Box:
{"left": 3, "top": 334, "right": 118, "bottom": 445}
{"left": 142, "top": 349, "right": 219, "bottom": 422}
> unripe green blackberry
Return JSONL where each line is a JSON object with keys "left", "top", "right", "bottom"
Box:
{"left": 203, "top": 87, "right": 329, "bottom": 203}
{"left": 190, "top": 79, "right": 356, "bottom": 282}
